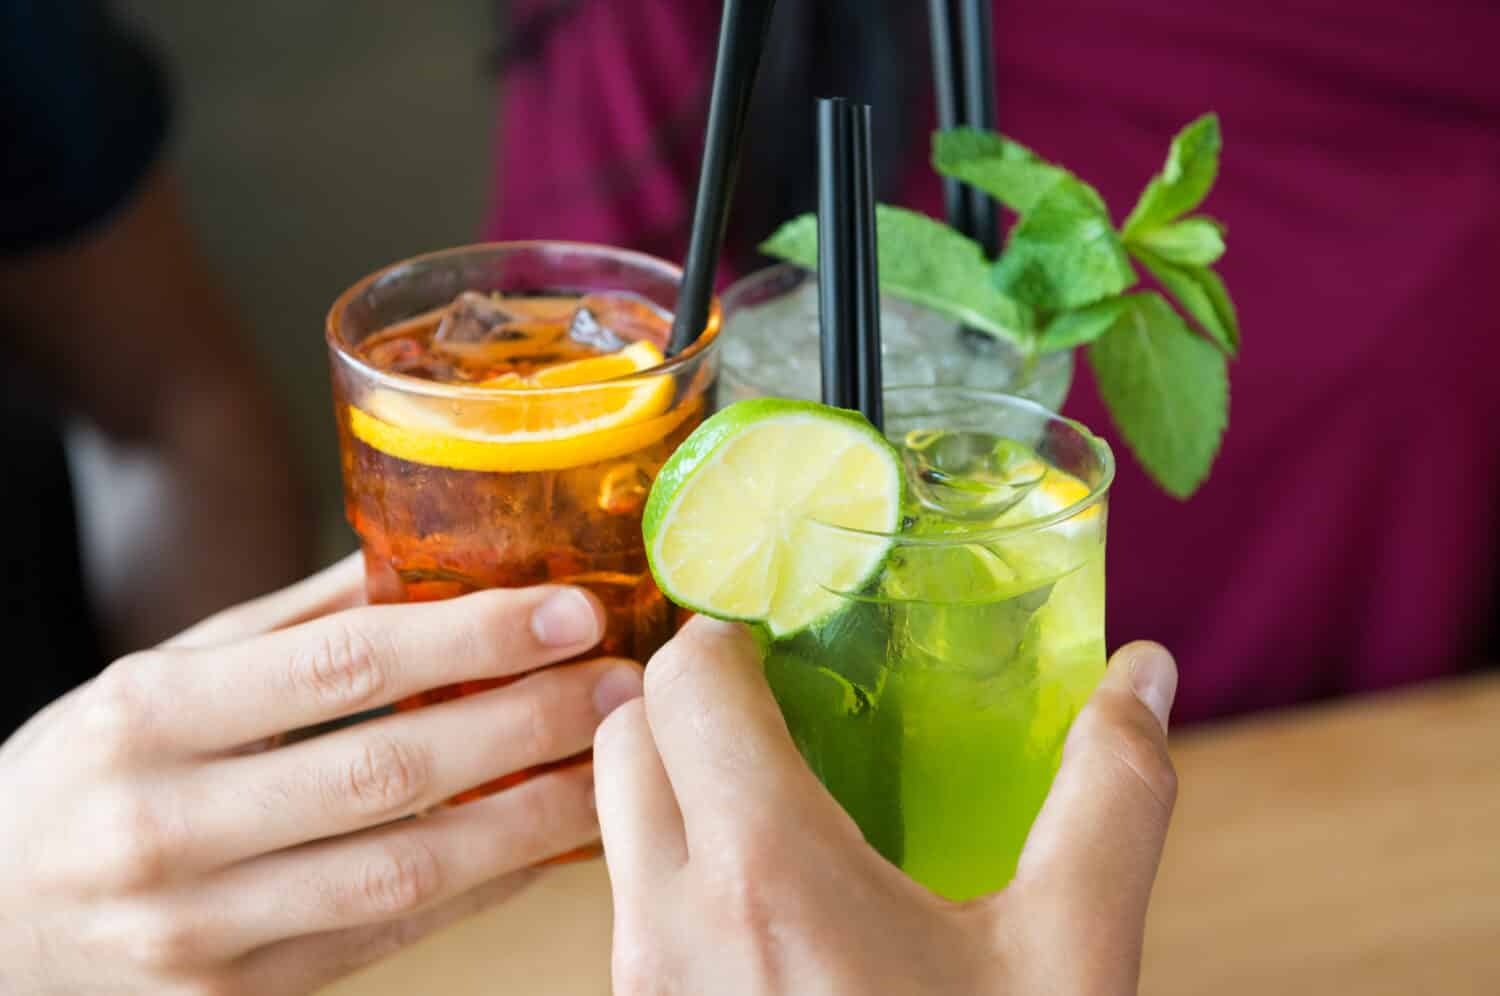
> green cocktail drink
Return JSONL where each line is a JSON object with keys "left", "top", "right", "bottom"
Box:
{"left": 646, "top": 112, "right": 1236, "bottom": 898}
{"left": 762, "top": 388, "right": 1110, "bottom": 899}
{"left": 643, "top": 389, "right": 1112, "bottom": 901}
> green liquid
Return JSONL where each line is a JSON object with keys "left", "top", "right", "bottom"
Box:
{"left": 763, "top": 436, "right": 1106, "bottom": 900}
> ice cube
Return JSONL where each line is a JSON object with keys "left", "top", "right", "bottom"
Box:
{"left": 720, "top": 281, "right": 824, "bottom": 401}
{"left": 431, "top": 291, "right": 566, "bottom": 364}
{"left": 433, "top": 291, "right": 521, "bottom": 345}
{"left": 361, "top": 333, "right": 458, "bottom": 381}
{"left": 719, "top": 270, "right": 1076, "bottom": 409}
{"left": 596, "top": 462, "right": 651, "bottom": 515}
{"left": 901, "top": 430, "right": 1042, "bottom": 522}
{"left": 567, "top": 307, "right": 628, "bottom": 354}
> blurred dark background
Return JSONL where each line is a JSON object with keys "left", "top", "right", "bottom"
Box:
{"left": 114, "top": 0, "right": 496, "bottom": 559}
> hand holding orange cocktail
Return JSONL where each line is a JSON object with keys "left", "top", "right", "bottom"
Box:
{"left": 327, "top": 242, "right": 718, "bottom": 801}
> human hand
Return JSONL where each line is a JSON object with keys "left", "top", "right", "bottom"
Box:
{"left": 595, "top": 617, "right": 1177, "bottom": 995}
{"left": 0, "top": 555, "right": 644, "bottom": 994}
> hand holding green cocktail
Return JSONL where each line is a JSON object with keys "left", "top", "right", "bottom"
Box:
{"left": 642, "top": 111, "right": 1234, "bottom": 899}
{"left": 644, "top": 390, "right": 1110, "bottom": 899}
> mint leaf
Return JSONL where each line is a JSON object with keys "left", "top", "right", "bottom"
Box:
{"left": 760, "top": 206, "right": 1033, "bottom": 348}
{"left": 1038, "top": 297, "right": 1130, "bottom": 352}
{"left": 1122, "top": 114, "right": 1222, "bottom": 239}
{"left": 1087, "top": 292, "right": 1228, "bottom": 498}
{"left": 991, "top": 176, "right": 1137, "bottom": 311}
{"left": 932, "top": 128, "right": 1065, "bottom": 214}
{"left": 1130, "top": 246, "right": 1240, "bottom": 355}
{"left": 1131, "top": 217, "right": 1225, "bottom": 266}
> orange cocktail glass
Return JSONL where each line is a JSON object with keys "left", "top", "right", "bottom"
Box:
{"left": 326, "top": 242, "right": 719, "bottom": 806}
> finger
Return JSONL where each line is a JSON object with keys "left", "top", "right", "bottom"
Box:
{"left": 175, "top": 658, "right": 640, "bottom": 869}
{"left": 162, "top": 553, "right": 366, "bottom": 649}
{"left": 180, "top": 763, "right": 598, "bottom": 960}
{"left": 125, "top": 584, "right": 606, "bottom": 754}
{"left": 642, "top": 617, "right": 824, "bottom": 846}
{"left": 1012, "top": 642, "right": 1178, "bottom": 941}
{"left": 594, "top": 698, "right": 686, "bottom": 906}
{"left": 233, "top": 873, "right": 534, "bottom": 995}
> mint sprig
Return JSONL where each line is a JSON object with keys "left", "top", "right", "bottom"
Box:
{"left": 759, "top": 112, "right": 1236, "bottom": 499}
{"left": 1130, "top": 247, "right": 1239, "bottom": 355}
{"left": 1131, "top": 217, "right": 1225, "bottom": 266}
{"left": 1121, "top": 114, "right": 1222, "bottom": 239}
{"left": 1087, "top": 293, "right": 1228, "bottom": 498}
{"left": 1038, "top": 297, "right": 1130, "bottom": 352}
{"left": 931, "top": 128, "right": 1063, "bottom": 214}
{"left": 939, "top": 131, "right": 1136, "bottom": 314}
{"left": 989, "top": 175, "right": 1137, "bottom": 311}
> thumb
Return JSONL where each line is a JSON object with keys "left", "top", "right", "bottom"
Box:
{"left": 1010, "top": 642, "right": 1178, "bottom": 952}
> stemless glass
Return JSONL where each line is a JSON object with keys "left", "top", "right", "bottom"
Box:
{"left": 327, "top": 242, "right": 719, "bottom": 806}
{"left": 761, "top": 387, "right": 1113, "bottom": 900}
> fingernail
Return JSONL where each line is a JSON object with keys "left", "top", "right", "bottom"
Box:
{"left": 531, "top": 589, "right": 600, "bottom": 648}
{"left": 592, "top": 664, "right": 644, "bottom": 718}
{"left": 1128, "top": 645, "right": 1178, "bottom": 733}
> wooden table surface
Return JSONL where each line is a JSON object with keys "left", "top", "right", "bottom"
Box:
{"left": 1141, "top": 673, "right": 1500, "bottom": 995}
{"left": 328, "top": 675, "right": 1500, "bottom": 996}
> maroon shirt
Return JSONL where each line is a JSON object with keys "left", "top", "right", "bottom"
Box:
{"left": 489, "top": 0, "right": 1500, "bottom": 723}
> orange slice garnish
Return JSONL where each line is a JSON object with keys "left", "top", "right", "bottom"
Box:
{"left": 349, "top": 341, "right": 683, "bottom": 472}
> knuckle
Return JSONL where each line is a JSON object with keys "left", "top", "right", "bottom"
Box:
{"left": 642, "top": 639, "right": 693, "bottom": 701}
{"left": 126, "top": 906, "right": 203, "bottom": 973}
{"left": 525, "top": 767, "right": 597, "bottom": 844}
{"left": 593, "top": 697, "right": 645, "bottom": 755}
{"left": 514, "top": 687, "right": 570, "bottom": 763}
{"left": 94, "top": 789, "right": 175, "bottom": 891}
{"left": 703, "top": 860, "right": 776, "bottom": 939}
{"left": 474, "top": 586, "right": 528, "bottom": 633}
{"left": 358, "top": 839, "right": 444, "bottom": 916}
{"left": 1078, "top": 698, "right": 1178, "bottom": 813}
{"left": 80, "top": 659, "right": 164, "bottom": 762}
{"left": 461, "top": 588, "right": 534, "bottom": 663}
{"left": 291, "top": 620, "right": 389, "bottom": 713}
{"left": 335, "top": 735, "right": 431, "bottom": 819}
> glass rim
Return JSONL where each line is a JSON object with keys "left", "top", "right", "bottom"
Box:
{"left": 808, "top": 387, "right": 1114, "bottom": 545}
{"left": 325, "top": 240, "right": 721, "bottom": 401}
{"left": 721, "top": 259, "right": 808, "bottom": 302}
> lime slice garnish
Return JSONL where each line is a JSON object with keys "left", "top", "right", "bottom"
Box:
{"left": 643, "top": 399, "right": 903, "bottom": 637}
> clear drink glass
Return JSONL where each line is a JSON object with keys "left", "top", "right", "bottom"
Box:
{"left": 327, "top": 242, "right": 719, "bottom": 806}
{"left": 761, "top": 387, "right": 1112, "bottom": 900}
{"left": 718, "top": 263, "right": 1073, "bottom": 408}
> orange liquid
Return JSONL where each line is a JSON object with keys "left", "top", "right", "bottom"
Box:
{"left": 337, "top": 291, "right": 703, "bottom": 839}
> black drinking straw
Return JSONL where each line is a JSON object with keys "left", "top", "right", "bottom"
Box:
{"left": 667, "top": 0, "right": 779, "bottom": 356}
{"left": 927, "top": 0, "right": 1000, "bottom": 258}
{"left": 817, "top": 98, "right": 882, "bottom": 431}
{"left": 850, "top": 104, "right": 884, "bottom": 430}
{"left": 927, "top": 0, "right": 969, "bottom": 240}
{"left": 958, "top": 0, "right": 999, "bottom": 257}
{"left": 817, "top": 98, "right": 856, "bottom": 410}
